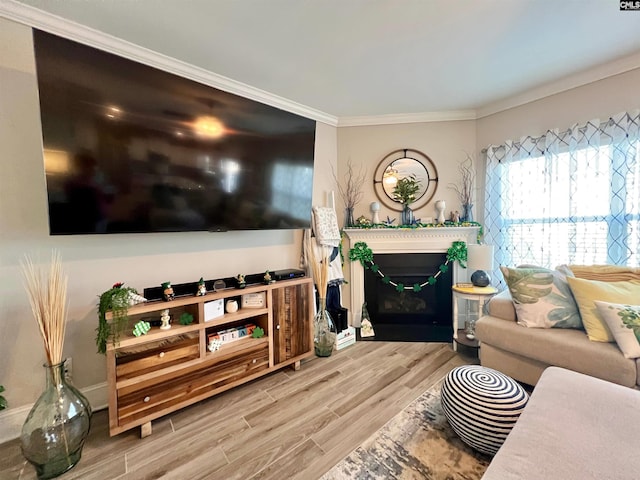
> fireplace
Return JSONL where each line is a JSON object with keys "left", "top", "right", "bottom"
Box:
{"left": 344, "top": 226, "right": 481, "bottom": 342}
{"left": 364, "top": 253, "right": 452, "bottom": 341}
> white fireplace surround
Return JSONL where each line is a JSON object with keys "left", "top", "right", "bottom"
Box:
{"left": 344, "top": 227, "right": 481, "bottom": 327}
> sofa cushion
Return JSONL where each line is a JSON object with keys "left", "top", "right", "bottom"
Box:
{"left": 566, "top": 277, "right": 640, "bottom": 342}
{"left": 500, "top": 266, "right": 581, "bottom": 329}
{"left": 475, "top": 315, "right": 637, "bottom": 387}
{"left": 481, "top": 367, "right": 640, "bottom": 480}
{"left": 486, "top": 289, "right": 516, "bottom": 322}
{"left": 595, "top": 301, "right": 640, "bottom": 359}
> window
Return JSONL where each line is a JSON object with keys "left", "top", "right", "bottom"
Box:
{"left": 484, "top": 111, "right": 640, "bottom": 275}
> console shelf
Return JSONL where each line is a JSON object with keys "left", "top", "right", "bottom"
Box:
{"left": 105, "top": 277, "right": 313, "bottom": 437}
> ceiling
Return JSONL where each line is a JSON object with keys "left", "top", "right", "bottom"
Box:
{"left": 10, "top": 0, "right": 640, "bottom": 120}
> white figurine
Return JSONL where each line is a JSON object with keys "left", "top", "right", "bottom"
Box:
{"left": 160, "top": 308, "right": 171, "bottom": 330}
{"left": 435, "top": 200, "right": 446, "bottom": 224}
{"left": 370, "top": 201, "right": 381, "bottom": 224}
{"left": 226, "top": 299, "right": 239, "bottom": 313}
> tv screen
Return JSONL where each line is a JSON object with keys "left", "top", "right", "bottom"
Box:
{"left": 33, "top": 29, "right": 316, "bottom": 235}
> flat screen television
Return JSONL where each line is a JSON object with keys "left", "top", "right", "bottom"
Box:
{"left": 33, "top": 29, "right": 316, "bottom": 235}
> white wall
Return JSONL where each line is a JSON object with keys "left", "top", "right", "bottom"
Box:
{"left": 0, "top": 16, "right": 337, "bottom": 422}
{"left": 336, "top": 120, "right": 477, "bottom": 319}
{"left": 477, "top": 68, "right": 640, "bottom": 147}
{"left": 475, "top": 67, "right": 640, "bottom": 223}
{"left": 336, "top": 120, "right": 477, "bottom": 225}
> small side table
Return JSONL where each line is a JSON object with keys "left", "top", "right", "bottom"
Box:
{"left": 452, "top": 285, "right": 498, "bottom": 351}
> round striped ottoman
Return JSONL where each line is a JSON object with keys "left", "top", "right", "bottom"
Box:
{"left": 440, "top": 365, "right": 529, "bottom": 456}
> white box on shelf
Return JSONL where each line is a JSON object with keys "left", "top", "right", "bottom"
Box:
{"left": 242, "top": 292, "right": 265, "bottom": 308}
{"left": 204, "top": 298, "right": 224, "bottom": 322}
{"left": 336, "top": 326, "right": 356, "bottom": 350}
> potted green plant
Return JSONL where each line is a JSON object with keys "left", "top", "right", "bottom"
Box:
{"left": 392, "top": 174, "right": 422, "bottom": 225}
{"left": 96, "top": 282, "right": 140, "bottom": 354}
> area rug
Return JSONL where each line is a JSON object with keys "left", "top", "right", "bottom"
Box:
{"left": 322, "top": 380, "right": 491, "bottom": 480}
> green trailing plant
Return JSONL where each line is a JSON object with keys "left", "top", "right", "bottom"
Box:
{"left": 96, "top": 282, "right": 139, "bottom": 355}
{"left": 0, "top": 385, "right": 6, "bottom": 410}
{"left": 392, "top": 174, "right": 421, "bottom": 205}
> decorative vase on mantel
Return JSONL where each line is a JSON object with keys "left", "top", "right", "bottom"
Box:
{"left": 401, "top": 204, "right": 414, "bottom": 225}
{"left": 314, "top": 298, "right": 337, "bottom": 357}
{"left": 462, "top": 203, "right": 474, "bottom": 223}
{"left": 344, "top": 207, "right": 355, "bottom": 228}
{"left": 21, "top": 359, "right": 92, "bottom": 479}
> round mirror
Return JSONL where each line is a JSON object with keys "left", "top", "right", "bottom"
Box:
{"left": 373, "top": 148, "right": 439, "bottom": 211}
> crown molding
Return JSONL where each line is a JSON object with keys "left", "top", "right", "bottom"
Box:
{"left": 477, "top": 51, "right": 640, "bottom": 119}
{"left": 337, "top": 110, "right": 477, "bottom": 127}
{"left": 0, "top": 0, "right": 339, "bottom": 126}
{"left": 3, "top": 0, "right": 638, "bottom": 129}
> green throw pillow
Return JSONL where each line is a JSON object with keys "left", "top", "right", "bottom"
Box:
{"left": 500, "top": 266, "right": 582, "bottom": 329}
{"left": 595, "top": 301, "right": 640, "bottom": 358}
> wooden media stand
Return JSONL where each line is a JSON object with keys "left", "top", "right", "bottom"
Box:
{"left": 105, "top": 277, "right": 313, "bottom": 437}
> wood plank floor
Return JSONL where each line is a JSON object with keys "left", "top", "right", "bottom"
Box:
{"left": 0, "top": 342, "right": 477, "bottom": 480}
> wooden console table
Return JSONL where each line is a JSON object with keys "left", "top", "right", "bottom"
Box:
{"left": 105, "top": 277, "right": 313, "bottom": 437}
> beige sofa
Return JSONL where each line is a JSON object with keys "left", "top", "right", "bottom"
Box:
{"left": 475, "top": 266, "right": 640, "bottom": 388}
{"left": 482, "top": 366, "right": 640, "bottom": 480}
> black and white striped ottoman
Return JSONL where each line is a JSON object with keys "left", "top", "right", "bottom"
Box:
{"left": 440, "top": 365, "right": 529, "bottom": 456}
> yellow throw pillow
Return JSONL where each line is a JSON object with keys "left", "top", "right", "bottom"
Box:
{"left": 566, "top": 277, "right": 640, "bottom": 342}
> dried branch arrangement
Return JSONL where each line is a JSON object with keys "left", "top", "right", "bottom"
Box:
{"left": 22, "top": 251, "right": 69, "bottom": 366}
{"left": 448, "top": 153, "right": 476, "bottom": 206}
{"left": 332, "top": 159, "right": 366, "bottom": 210}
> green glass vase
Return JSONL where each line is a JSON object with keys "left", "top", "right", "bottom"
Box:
{"left": 314, "top": 299, "right": 337, "bottom": 357}
{"left": 20, "top": 359, "right": 92, "bottom": 479}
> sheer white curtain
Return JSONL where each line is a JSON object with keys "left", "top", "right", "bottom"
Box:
{"left": 484, "top": 110, "right": 640, "bottom": 282}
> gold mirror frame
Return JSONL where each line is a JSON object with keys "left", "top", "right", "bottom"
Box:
{"left": 373, "top": 148, "right": 439, "bottom": 212}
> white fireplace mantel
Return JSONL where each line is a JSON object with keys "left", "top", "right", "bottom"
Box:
{"left": 343, "top": 226, "right": 480, "bottom": 327}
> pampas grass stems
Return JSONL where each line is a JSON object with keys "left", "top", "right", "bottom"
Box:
{"left": 305, "top": 236, "right": 330, "bottom": 303}
{"left": 22, "top": 251, "right": 68, "bottom": 366}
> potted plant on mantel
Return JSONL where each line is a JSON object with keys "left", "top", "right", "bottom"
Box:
{"left": 392, "top": 174, "right": 422, "bottom": 225}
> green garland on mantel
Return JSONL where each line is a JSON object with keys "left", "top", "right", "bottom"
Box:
{"left": 346, "top": 220, "right": 484, "bottom": 243}
{"left": 348, "top": 240, "right": 468, "bottom": 293}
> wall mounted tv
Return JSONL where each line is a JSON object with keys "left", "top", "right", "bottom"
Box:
{"left": 33, "top": 29, "right": 316, "bottom": 235}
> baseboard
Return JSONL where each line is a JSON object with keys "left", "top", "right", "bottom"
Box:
{"left": 0, "top": 382, "right": 107, "bottom": 444}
